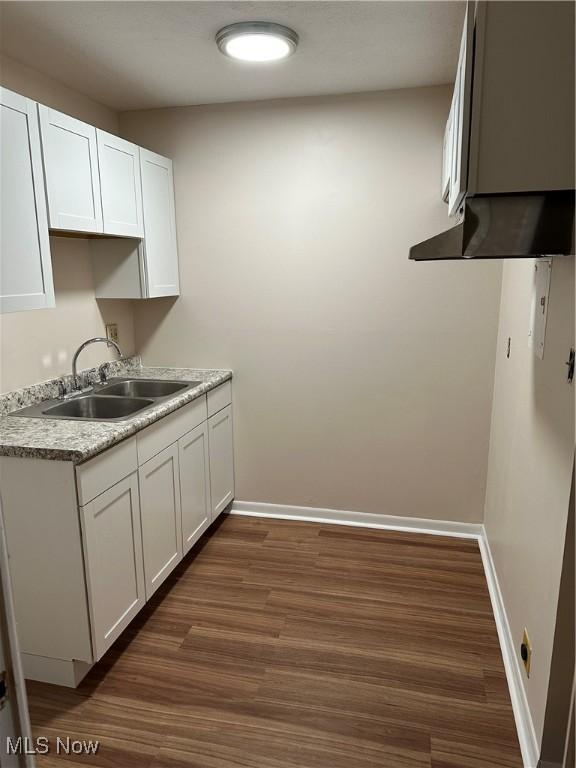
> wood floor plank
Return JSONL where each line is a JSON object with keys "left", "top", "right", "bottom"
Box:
{"left": 27, "top": 515, "right": 522, "bottom": 766}
{"left": 431, "top": 733, "right": 523, "bottom": 767}
{"left": 256, "top": 668, "right": 520, "bottom": 757}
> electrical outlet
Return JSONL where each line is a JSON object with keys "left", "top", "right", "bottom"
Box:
{"left": 105, "top": 323, "right": 119, "bottom": 344}
{"left": 521, "top": 629, "right": 532, "bottom": 677}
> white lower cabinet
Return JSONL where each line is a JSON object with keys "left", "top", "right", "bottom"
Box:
{"left": 179, "top": 421, "right": 211, "bottom": 554}
{"left": 80, "top": 473, "right": 145, "bottom": 661}
{"left": 208, "top": 404, "right": 235, "bottom": 519}
{"left": 139, "top": 443, "right": 183, "bottom": 599}
{"left": 1, "top": 383, "right": 233, "bottom": 687}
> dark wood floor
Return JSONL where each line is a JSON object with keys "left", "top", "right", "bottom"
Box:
{"left": 28, "top": 514, "right": 523, "bottom": 767}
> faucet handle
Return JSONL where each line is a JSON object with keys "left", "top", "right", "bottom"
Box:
{"left": 98, "top": 362, "right": 111, "bottom": 384}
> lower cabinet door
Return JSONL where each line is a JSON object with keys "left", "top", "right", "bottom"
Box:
{"left": 179, "top": 421, "right": 211, "bottom": 554}
{"left": 138, "top": 443, "right": 183, "bottom": 599}
{"left": 208, "top": 404, "right": 235, "bottom": 519}
{"left": 80, "top": 473, "right": 145, "bottom": 661}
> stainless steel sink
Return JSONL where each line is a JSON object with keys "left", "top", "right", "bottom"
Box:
{"left": 98, "top": 378, "right": 200, "bottom": 399}
{"left": 10, "top": 377, "right": 203, "bottom": 422}
{"left": 42, "top": 395, "right": 153, "bottom": 421}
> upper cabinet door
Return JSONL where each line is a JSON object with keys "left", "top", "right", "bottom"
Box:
{"left": 0, "top": 87, "right": 54, "bottom": 313}
{"left": 447, "top": 3, "right": 474, "bottom": 217}
{"left": 97, "top": 130, "right": 144, "bottom": 238}
{"left": 38, "top": 105, "right": 103, "bottom": 233}
{"left": 140, "top": 148, "right": 180, "bottom": 297}
{"left": 441, "top": 106, "right": 453, "bottom": 203}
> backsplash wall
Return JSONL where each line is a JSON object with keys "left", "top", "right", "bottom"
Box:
{"left": 0, "top": 54, "right": 136, "bottom": 393}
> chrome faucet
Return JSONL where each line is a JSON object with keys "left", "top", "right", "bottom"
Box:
{"left": 71, "top": 337, "right": 123, "bottom": 391}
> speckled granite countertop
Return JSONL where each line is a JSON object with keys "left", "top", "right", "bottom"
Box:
{"left": 0, "top": 359, "right": 232, "bottom": 464}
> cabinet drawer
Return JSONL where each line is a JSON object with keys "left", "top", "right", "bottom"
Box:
{"left": 76, "top": 437, "right": 137, "bottom": 506}
{"left": 137, "top": 395, "right": 207, "bottom": 465}
{"left": 207, "top": 381, "right": 232, "bottom": 417}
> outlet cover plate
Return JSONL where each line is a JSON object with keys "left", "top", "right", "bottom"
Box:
{"left": 105, "top": 323, "right": 119, "bottom": 344}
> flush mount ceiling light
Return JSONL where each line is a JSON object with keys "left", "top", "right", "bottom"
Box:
{"left": 216, "top": 22, "right": 299, "bottom": 62}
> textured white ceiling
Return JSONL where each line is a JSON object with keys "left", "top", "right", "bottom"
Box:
{"left": 0, "top": 1, "right": 465, "bottom": 111}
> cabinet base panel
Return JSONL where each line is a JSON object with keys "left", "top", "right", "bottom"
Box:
{"left": 22, "top": 653, "right": 93, "bottom": 687}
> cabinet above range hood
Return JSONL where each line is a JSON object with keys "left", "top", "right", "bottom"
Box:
{"left": 410, "top": 1, "right": 575, "bottom": 262}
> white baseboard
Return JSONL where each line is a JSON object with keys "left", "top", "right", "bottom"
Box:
{"left": 230, "top": 500, "right": 483, "bottom": 539}
{"left": 478, "top": 534, "right": 540, "bottom": 768}
{"left": 229, "top": 500, "right": 540, "bottom": 768}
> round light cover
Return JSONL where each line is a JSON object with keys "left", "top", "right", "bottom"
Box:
{"left": 216, "top": 22, "right": 298, "bottom": 62}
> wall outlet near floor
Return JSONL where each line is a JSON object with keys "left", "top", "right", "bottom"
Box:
{"left": 105, "top": 323, "right": 119, "bottom": 344}
{"left": 521, "top": 628, "right": 532, "bottom": 677}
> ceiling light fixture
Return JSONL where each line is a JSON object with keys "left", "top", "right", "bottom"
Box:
{"left": 216, "top": 22, "right": 299, "bottom": 63}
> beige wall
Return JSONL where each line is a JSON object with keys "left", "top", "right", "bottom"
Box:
{"left": 0, "top": 55, "right": 136, "bottom": 393}
{"left": 539, "top": 468, "right": 574, "bottom": 764}
{"left": 121, "top": 87, "right": 502, "bottom": 522}
{"left": 0, "top": 238, "right": 135, "bottom": 392}
{"left": 484, "top": 256, "right": 575, "bottom": 747}
{"left": 0, "top": 54, "right": 117, "bottom": 133}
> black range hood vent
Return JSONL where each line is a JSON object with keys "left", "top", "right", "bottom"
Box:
{"left": 409, "top": 192, "right": 575, "bottom": 261}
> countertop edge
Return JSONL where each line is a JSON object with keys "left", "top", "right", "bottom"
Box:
{"left": 0, "top": 369, "right": 233, "bottom": 465}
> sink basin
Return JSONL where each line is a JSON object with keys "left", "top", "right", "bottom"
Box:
{"left": 98, "top": 378, "right": 200, "bottom": 399}
{"left": 10, "top": 377, "right": 204, "bottom": 422}
{"left": 42, "top": 395, "right": 153, "bottom": 421}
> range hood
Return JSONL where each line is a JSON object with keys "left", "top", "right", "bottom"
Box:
{"left": 414, "top": 2, "right": 576, "bottom": 262}
{"left": 410, "top": 192, "right": 575, "bottom": 261}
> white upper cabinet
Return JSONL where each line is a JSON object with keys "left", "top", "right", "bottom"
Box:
{"left": 140, "top": 148, "right": 180, "bottom": 297}
{"left": 2, "top": 88, "right": 180, "bottom": 307}
{"left": 0, "top": 87, "right": 54, "bottom": 313}
{"left": 39, "top": 110, "right": 146, "bottom": 238}
{"left": 442, "top": 2, "right": 474, "bottom": 217}
{"left": 38, "top": 105, "right": 103, "bottom": 233}
{"left": 441, "top": 106, "right": 453, "bottom": 203}
{"left": 97, "top": 130, "right": 143, "bottom": 238}
{"left": 448, "top": 7, "right": 473, "bottom": 216}
{"left": 92, "top": 147, "right": 181, "bottom": 299}
{"left": 441, "top": 2, "right": 573, "bottom": 210}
